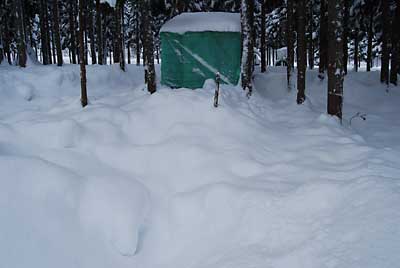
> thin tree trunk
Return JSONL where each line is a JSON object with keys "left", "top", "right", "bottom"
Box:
{"left": 308, "top": 0, "right": 314, "bottom": 69}
{"left": 354, "top": 27, "right": 359, "bottom": 72}
{"left": 127, "top": 40, "right": 131, "bottom": 64}
{"left": 343, "top": 0, "right": 349, "bottom": 74}
{"left": 95, "top": 0, "right": 103, "bottom": 64}
{"left": 260, "top": 0, "right": 266, "bottom": 73}
{"left": 390, "top": 0, "right": 399, "bottom": 85}
{"left": 79, "top": 0, "right": 88, "bottom": 107}
{"left": 69, "top": 0, "right": 77, "bottom": 64}
{"left": 381, "top": 0, "right": 390, "bottom": 84}
{"left": 118, "top": 1, "right": 125, "bottom": 71}
{"left": 327, "top": 0, "right": 344, "bottom": 120}
{"left": 39, "top": 0, "right": 50, "bottom": 64}
{"left": 366, "top": 2, "right": 374, "bottom": 72}
{"left": 286, "top": 0, "right": 294, "bottom": 88}
{"left": 16, "top": 0, "right": 27, "bottom": 67}
{"left": 87, "top": 0, "right": 96, "bottom": 64}
{"left": 241, "top": 0, "right": 255, "bottom": 96}
{"left": 52, "top": 0, "right": 63, "bottom": 66}
{"left": 318, "top": 0, "right": 328, "bottom": 79}
{"left": 142, "top": 0, "right": 156, "bottom": 93}
{"left": 135, "top": 7, "right": 141, "bottom": 66}
{"left": 297, "top": 0, "right": 306, "bottom": 104}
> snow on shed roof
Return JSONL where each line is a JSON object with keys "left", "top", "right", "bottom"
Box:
{"left": 160, "top": 12, "right": 241, "bottom": 34}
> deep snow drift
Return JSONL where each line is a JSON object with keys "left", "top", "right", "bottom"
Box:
{"left": 0, "top": 63, "right": 399, "bottom": 268}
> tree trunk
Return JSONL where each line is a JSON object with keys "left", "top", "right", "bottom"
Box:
{"left": 16, "top": 0, "right": 27, "bottom": 67}
{"left": 142, "top": 0, "right": 156, "bottom": 93}
{"left": 343, "top": 0, "right": 349, "bottom": 74}
{"left": 366, "top": 2, "right": 374, "bottom": 72}
{"left": 307, "top": 0, "right": 314, "bottom": 70}
{"left": 95, "top": 0, "right": 103, "bottom": 64}
{"left": 286, "top": 0, "right": 294, "bottom": 88}
{"left": 118, "top": 1, "right": 125, "bottom": 71}
{"left": 87, "top": 0, "right": 96, "bottom": 64}
{"left": 52, "top": 0, "right": 63, "bottom": 66}
{"left": 79, "top": 0, "right": 88, "bottom": 107}
{"left": 381, "top": 0, "right": 390, "bottom": 84}
{"left": 241, "top": 0, "right": 255, "bottom": 96}
{"left": 318, "top": 0, "right": 328, "bottom": 79}
{"left": 69, "top": 0, "right": 77, "bottom": 64}
{"left": 297, "top": 0, "right": 306, "bottom": 104}
{"left": 127, "top": 40, "right": 131, "bottom": 64}
{"left": 390, "top": 0, "right": 399, "bottom": 85}
{"left": 39, "top": 0, "right": 50, "bottom": 65}
{"left": 135, "top": 8, "right": 141, "bottom": 66}
{"left": 260, "top": 0, "right": 266, "bottom": 73}
{"left": 327, "top": 0, "right": 344, "bottom": 120}
{"left": 354, "top": 27, "right": 359, "bottom": 72}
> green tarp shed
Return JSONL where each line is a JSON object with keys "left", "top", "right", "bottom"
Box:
{"left": 160, "top": 12, "right": 241, "bottom": 89}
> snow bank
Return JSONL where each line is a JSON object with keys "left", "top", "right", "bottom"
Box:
{"left": 160, "top": 12, "right": 241, "bottom": 34}
{"left": 0, "top": 63, "right": 400, "bottom": 268}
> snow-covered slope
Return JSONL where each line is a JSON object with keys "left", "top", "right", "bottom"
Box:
{"left": 0, "top": 63, "right": 399, "bottom": 268}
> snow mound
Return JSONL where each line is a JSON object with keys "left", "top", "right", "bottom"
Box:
{"left": 160, "top": 12, "right": 241, "bottom": 34}
{"left": 79, "top": 176, "right": 150, "bottom": 256}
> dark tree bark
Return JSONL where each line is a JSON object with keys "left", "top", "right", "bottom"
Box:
{"left": 297, "top": 0, "right": 306, "bottom": 104}
{"left": 318, "top": 0, "right": 328, "bottom": 79}
{"left": 286, "top": 0, "right": 294, "bottom": 88}
{"left": 16, "top": 0, "right": 27, "bottom": 67}
{"left": 260, "top": 0, "right": 266, "bottom": 73}
{"left": 52, "top": 0, "right": 63, "bottom": 66}
{"left": 135, "top": 10, "right": 141, "bottom": 66}
{"left": 142, "top": 0, "right": 156, "bottom": 93}
{"left": 354, "top": 27, "right": 359, "bottom": 72}
{"left": 380, "top": 0, "right": 390, "bottom": 84}
{"left": 39, "top": 0, "right": 50, "bottom": 64}
{"left": 87, "top": 0, "right": 96, "bottom": 64}
{"left": 95, "top": 0, "right": 103, "bottom": 64}
{"left": 327, "top": 0, "right": 344, "bottom": 120}
{"left": 69, "top": 0, "right": 77, "bottom": 64}
{"left": 241, "top": 0, "right": 255, "bottom": 96}
{"left": 51, "top": 24, "right": 57, "bottom": 64}
{"left": 113, "top": 6, "right": 121, "bottom": 64}
{"left": 343, "top": 0, "right": 350, "bottom": 74}
{"left": 127, "top": 40, "right": 131, "bottom": 64}
{"left": 308, "top": 0, "right": 314, "bottom": 70}
{"left": 79, "top": 0, "right": 88, "bottom": 107}
{"left": 366, "top": 1, "right": 374, "bottom": 72}
{"left": 117, "top": 1, "right": 125, "bottom": 71}
{"left": 390, "top": 0, "right": 400, "bottom": 85}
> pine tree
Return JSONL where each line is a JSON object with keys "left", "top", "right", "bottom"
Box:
{"left": 297, "top": 0, "right": 306, "bottom": 104}
{"left": 327, "top": 0, "right": 344, "bottom": 120}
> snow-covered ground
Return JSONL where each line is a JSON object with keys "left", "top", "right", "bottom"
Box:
{"left": 0, "top": 63, "right": 399, "bottom": 268}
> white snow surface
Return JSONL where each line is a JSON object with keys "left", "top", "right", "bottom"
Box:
{"left": 160, "top": 12, "right": 241, "bottom": 34}
{"left": 0, "top": 63, "right": 400, "bottom": 268}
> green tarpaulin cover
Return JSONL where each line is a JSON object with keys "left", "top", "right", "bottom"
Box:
{"left": 160, "top": 14, "right": 241, "bottom": 89}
